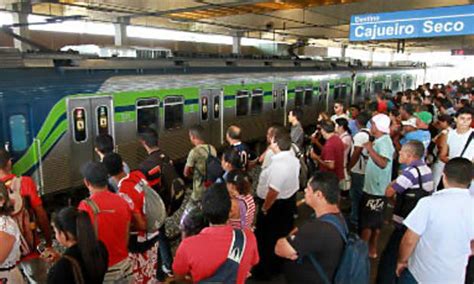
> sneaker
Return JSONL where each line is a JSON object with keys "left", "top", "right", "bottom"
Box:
{"left": 162, "top": 264, "right": 173, "bottom": 277}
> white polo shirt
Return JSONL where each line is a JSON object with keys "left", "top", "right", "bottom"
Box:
{"left": 256, "top": 150, "right": 300, "bottom": 200}
{"left": 403, "top": 188, "right": 474, "bottom": 283}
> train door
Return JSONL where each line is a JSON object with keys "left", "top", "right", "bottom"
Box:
{"left": 68, "top": 96, "right": 114, "bottom": 182}
{"left": 199, "top": 89, "right": 224, "bottom": 146}
{"left": 5, "top": 103, "right": 32, "bottom": 161}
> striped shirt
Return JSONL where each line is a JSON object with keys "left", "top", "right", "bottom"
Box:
{"left": 392, "top": 160, "right": 434, "bottom": 223}
{"left": 229, "top": 194, "right": 256, "bottom": 231}
{"left": 393, "top": 160, "right": 433, "bottom": 194}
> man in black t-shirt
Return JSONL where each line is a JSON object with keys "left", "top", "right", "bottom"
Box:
{"left": 138, "top": 128, "right": 181, "bottom": 280}
{"left": 226, "top": 125, "right": 257, "bottom": 171}
{"left": 275, "top": 172, "right": 345, "bottom": 283}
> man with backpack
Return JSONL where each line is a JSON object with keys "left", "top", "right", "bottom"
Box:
{"left": 275, "top": 172, "right": 369, "bottom": 284}
{"left": 184, "top": 125, "right": 219, "bottom": 202}
{"left": 173, "top": 183, "right": 259, "bottom": 283}
{"left": 78, "top": 161, "right": 133, "bottom": 284}
{"left": 376, "top": 141, "right": 433, "bottom": 284}
{"left": 440, "top": 107, "right": 473, "bottom": 163}
{"left": 103, "top": 153, "right": 163, "bottom": 283}
{"left": 137, "top": 128, "right": 182, "bottom": 280}
{"left": 0, "top": 149, "right": 52, "bottom": 284}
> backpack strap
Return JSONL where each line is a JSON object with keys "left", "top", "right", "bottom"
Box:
{"left": 228, "top": 229, "right": 246, "bottom": 264}
{"left": 459, "top": 131, "right": 474, "bottom": 158}
{"left": 306, "top": 214, "right": 348, "bottom": 284}
{"left": 63, "top": 255, "right": 85, "bottom": 284}
{"left": 412, "top": 166, "right": 423, "bottom": 190}
{"left": 319, "top": 213, "right": 348, "bottom": 243}
{"left": 307, "top": 254, "right": 331, "bottom": 284}
{"left": 83, "top": 198, "right": 100, "bottom": 236}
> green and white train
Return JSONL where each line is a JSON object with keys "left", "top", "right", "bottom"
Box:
{"left": 0, "top": 65, "right": 421, "bottom": 196}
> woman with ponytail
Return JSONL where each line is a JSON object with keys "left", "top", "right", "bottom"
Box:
{"left": 226, "top": 170, "right": 256, "bottom": 230}
{"left": 45, "top": 207, "right": 108, "bottom": 284}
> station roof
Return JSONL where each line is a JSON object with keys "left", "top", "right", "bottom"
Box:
{"left": 1, "top": 0, "right": 473, "bottom": 52}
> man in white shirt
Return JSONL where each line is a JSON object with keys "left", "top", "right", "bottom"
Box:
{"left": 330, "top": 101, "right": 349, "bottom": 122}
{"left": 347, "top": 112, "right": 371, "bottom": 230}
{"left": 396, "top": 157, "right": 474, "bottom": 284}
{"left": 440, "top": 107, "right": 473, "bottom": 162}
{"left": 253, "top": 132, "right": 300, "bottom": 281}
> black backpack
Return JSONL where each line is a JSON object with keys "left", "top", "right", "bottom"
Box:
{"left": 199, "top": 229, "right": 246, "bottom": 284}
{"left": 393, "top": 166, "right": 431, "bottom": 219}
{"left": 201, "top": 145, "right": 224, "bottom": 187}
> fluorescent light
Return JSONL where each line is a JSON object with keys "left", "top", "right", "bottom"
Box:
{"left": 0, "top": 11, "right": 13, "bottom": 26}
{"left": 28, "top": 15, "right": 114, "bottom": 35}
{"left": 127, "top": 26, "right": 233, "bottom": 45}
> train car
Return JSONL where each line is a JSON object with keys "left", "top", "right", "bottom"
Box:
{"left": 0, "top": 66, "right": 422, "bottom": 196}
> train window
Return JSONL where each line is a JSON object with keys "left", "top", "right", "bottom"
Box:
{"left": 406, "top": 77, "right": 413, "bottom": 90}
{"left": 96, "top": 106, "right": 109, "bottom": 135}
{"left": 251, "top": 89, "right": 263, "bottom": 115}
{"left": 201, "top": 97, "right": 209, "bottom": 121}
{"left": 136, "top": 98, "right": 159, "bottom": 133}
{"left": 340, "top": 86, "right": 347, "bottom": 100}
{"left": 164, "top": 96, "right": 184, "bottom": 130}
{"left": 356, "top": 83, "right": 363, "bottom": 97}
{"left": 280, "top": 89, "right": 286, "bottom": 108}
{"left": 213, "top": 96, "right": 220, "bottom": 120}
{"left": 9, "top": 114, "right": 28, "bottom": 152}
{"left": 373, "top": 81, "right": 384, "bottom": 93}
{"left": 392, "top": 80, "right": 400, "bottom": 92}
{"left": 236, "top": 90, "right": 249, "bottom": 116}
{"left": 334, "top": 86, "right": 340, "bottom": 100}
{"left": 72, "top": 108, "right": 87, "bottom": 143}
{"left": 294, "top": 87, "right": 304, "bottom": 107}
{"left": 272, "top": 90, "right": 278, "bottom": 110}
{"left": 304, "top": 88, "right": 313, "bottom": 106}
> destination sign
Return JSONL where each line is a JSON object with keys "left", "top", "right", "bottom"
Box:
{"left": 349, "top": 4, "right": 474, "bottom": 41}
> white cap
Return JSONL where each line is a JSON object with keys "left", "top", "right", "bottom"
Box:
{"left": 372, "top": 114, "right": 391, "bottom": 134}
{"left": 401, "top": 117, "right": 418, "bottom": 128}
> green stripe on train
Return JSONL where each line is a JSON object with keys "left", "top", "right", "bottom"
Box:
{"left": 13, "top": 98, "right": 67, "bottom": 175}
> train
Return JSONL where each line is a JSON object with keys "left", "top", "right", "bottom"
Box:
{"left": 0, "top": 63, "right": 423, "bottom": 197}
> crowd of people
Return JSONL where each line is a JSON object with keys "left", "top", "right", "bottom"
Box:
{"left": 0, "top": 78, "right": 473, "bottom": 284}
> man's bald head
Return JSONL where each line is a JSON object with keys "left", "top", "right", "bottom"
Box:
{"left": 226, "top": 125, "right": 242, "bottom": 141}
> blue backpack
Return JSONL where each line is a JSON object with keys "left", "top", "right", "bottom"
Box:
{"left": 308, "top": 214, "right": 370, "bottom": 284}
{"left": 199, "top": 229, "right": 246, "bottom": 284}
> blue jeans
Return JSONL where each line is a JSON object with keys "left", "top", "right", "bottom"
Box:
{"left": 398, "top": 269, "right": 418, "bottom": 284}
{"left": 376, "top": 225, "right": 406, "bottom": 284}
{"left": 349, "top": 172, "right": 364, "bottom": 227}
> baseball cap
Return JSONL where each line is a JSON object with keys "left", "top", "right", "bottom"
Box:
{"left": 80, "top": 161, "right": 108, "bottom": 187}
{"left": 371, "top": 114, "right": 391, "bottom": 134}
{"left": 401, "top": 117, "right": 418, "bottom": 128}
{"left": 415, "top": 111, "right": 433, "bottom": 125}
